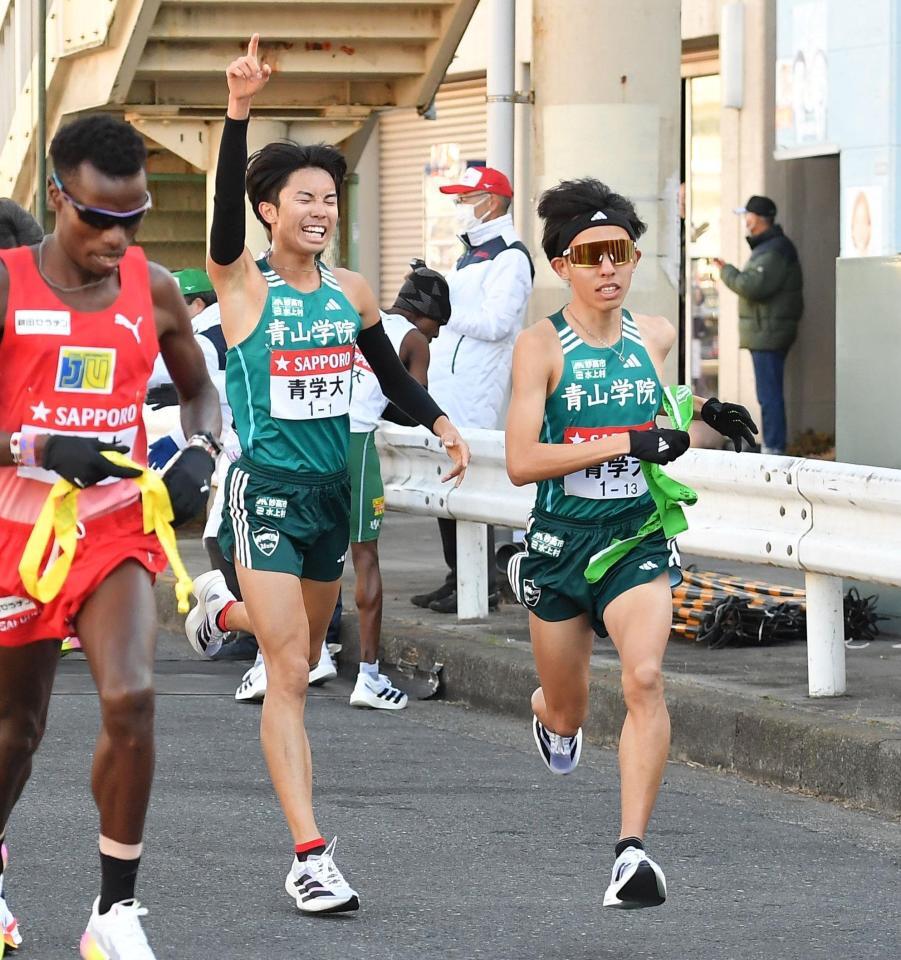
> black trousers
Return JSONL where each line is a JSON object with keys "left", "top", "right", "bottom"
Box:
{"left": 437, "top": 518, "right": 496, "bottom": 592}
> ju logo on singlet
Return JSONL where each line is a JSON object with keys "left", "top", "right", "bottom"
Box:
{"left": 55, "top": 347, "right": 116, "bottom": 394}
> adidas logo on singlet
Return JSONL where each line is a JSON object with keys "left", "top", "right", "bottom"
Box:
{"left": 623, "top": 353, "right": 642, "bottom": 368}
{"left": 325, "top": 298, "right": 341, "bottom": 311}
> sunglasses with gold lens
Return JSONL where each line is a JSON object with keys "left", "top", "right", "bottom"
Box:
{"left": 563, "top": 238, "right": 635, "bottom": 267}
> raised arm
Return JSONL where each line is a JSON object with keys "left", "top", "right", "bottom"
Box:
{"left": 207, "top": 34, "right": 272, "bottom": 340}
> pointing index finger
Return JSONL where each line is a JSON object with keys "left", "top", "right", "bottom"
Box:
{"left": 247, "top": 33, "right": 259, "bottom": 59}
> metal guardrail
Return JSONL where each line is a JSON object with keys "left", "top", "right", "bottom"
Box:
{"left": 376, "top": 424, "right": 897, "bottom": 698}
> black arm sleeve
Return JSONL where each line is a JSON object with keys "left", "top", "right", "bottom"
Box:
{"left": 381, "top": 401, "right": 417, "bottom": 428}
{"left": 356, "top": 322, "right": 445, "bottom": 432}
{"left": 209, "top": 116, "right": 249, "bottom": 266}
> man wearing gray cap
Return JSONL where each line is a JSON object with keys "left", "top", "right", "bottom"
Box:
{"left": 714, "top": 195, "right": 803, "bottom": 455}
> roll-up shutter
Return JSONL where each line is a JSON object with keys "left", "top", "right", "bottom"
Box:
{"left": 379, "top": 77, "right": 487, "bottom": 304}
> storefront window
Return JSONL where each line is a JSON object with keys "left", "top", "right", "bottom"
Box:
{"left": 686, "top": 73, "right": 722, "bottom": 396}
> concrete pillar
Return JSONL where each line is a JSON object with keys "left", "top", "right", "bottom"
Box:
{"left": 530, "top": 0, "right": 682, "bottom": 379}
{"left": 205, "top": 118, "right": 287, "bottom": 260}
{"left": 486, "top": 0, "right": 515, "bottom": 178}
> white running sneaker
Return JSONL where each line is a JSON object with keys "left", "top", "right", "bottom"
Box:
{"left": 284, "top": 838, "right": 359, "bottom": 914}
{"left": 184, "top": 570, "right": 234, "bottom": 658}
{"left": 603, "top": 846, "right": 667, "bottom": 909}
{"left": 309, "top": 645, "right": 337, "bottom": 687}
{"left": 532, "top": 716, "right": 582, "bottom": 775}
{"left": 1, "top": 843, "right": 22, "bottom": 953}
{"left": 349, "top": 671, "right": 408, "bottom": 710}
{"left": 80, "top": 897, "right": 157, "bottom": 959}
{"left": 235, "top": 651, "right": 267, "bottom": 703}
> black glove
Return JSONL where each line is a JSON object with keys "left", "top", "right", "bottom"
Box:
{"left": 162, "top": 446, "right": 215, "bottom": 527}
{"left": 42, "top": 436, "right": 142, "bottom": 489}
{"left": 628, "top": 428, "right": 690, "bottom": 465}
{"left": 145, "top": 383, "right": 179, "bottom": 410}
{"left": 701, "top": 397, "right": 758, "bottom": 452}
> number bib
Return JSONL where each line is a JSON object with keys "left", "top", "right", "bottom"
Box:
{"left": 269, "top": 346, "right": 353, "bottom": 421}
{"left": 562, "top": 423, "right": 650, "bottom": 501}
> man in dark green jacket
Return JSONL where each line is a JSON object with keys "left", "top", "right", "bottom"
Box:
{"left": 715, "top": 195, "right": 803, "bottom": 455}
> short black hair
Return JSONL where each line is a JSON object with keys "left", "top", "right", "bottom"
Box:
{"left": 537, "top": 178, "right": 646, "bottom": 261}
{"left": 185, "top": 290, "right": 218, "bottom": 309}
{"left": 246, "top": 141, "right": 347, "bottom": 234}
{"left": 0, "top": 199, "right": 43, "bottom": 248}
{"left": 50, "top": 115, "right": 147, "bottom": 180}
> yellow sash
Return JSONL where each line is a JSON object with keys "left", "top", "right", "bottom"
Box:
{"left": 18, "top": 452, "right": 194, "bottom": 613}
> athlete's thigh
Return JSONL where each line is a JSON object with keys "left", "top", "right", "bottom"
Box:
{"left": 529, "top": 611, "right": 595, "bottom": 709}
{"left": 602, "top": 573, "right": 672, "bottom": 669}
{"left": 235, "top": 563, "right": 309, "bottom": 661}
{"left": 300, "top": 577, "right": 342, "bottom": 664}
{"left": 0, "top": 640, "right": 60, "bottom": 725}
{"left": 76, "top": 560, "right": 157, "bottom": 693}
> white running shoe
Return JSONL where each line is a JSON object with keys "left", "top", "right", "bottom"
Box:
{"left": 184, "top": 570, "right": 234, "bottom": 658}
{"left": 309, "top": 645, "right": 337, "bottom": 687}
{"left": 80, "top": 897, "right": 157, "bottom": 959}
{"left": 284, "top": 838, "right": 359, "bottom": 914}
{"left": 349, "top": 672, "right": 408, "bottom": 710}
{"left": 235, "top": 651, "right": 267, "bottom": 703}
{"left": 1, "top": 843, "right": 22, "bottom": 953}
{"left": 532, "top": 716, "right": 582, "bottom": 775}
{"left": 603, "top": 846, "right": 667, "bottom": 909}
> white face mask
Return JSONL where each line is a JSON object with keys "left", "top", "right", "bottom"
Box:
{"left": 454, "top": 197, "right": 489, "bottom": 235}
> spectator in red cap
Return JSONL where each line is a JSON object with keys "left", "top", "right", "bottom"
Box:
{"left": 412, "top": 166, "right": 534, "bottom": 614}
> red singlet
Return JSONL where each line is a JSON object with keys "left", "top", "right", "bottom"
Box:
{"left": 0, "top": 245, "right": 167, "bottom": 644}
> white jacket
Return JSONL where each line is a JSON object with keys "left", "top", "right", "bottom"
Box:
{"left": 428, "top": 214, "right": 533, "bottom": 429}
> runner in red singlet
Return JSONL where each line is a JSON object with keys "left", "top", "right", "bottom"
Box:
{"left": 0, "top": 115, "right": 221, "bottom": 959}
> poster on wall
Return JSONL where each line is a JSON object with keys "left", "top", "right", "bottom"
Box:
{"left": 423, "top": 143, "right": 468, "bottom": 276}
{"left": 842, "top": 186, "right": 883, "bottom": 258}
{"left": 775, "top": 0, "right": 832, "bottom": 156}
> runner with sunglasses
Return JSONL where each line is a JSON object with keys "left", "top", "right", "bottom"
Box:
{"left": 183, "top": 35, "right": 469, "bottom": 916}
{"left": 505, "top": 178, "right": 756, "bottom": 910}
{"left": 0, "top": 114, "right": 221, "bottom": 958}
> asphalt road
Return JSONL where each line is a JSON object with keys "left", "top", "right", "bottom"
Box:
{"left": 6, "top": 652, "right": 900, "bottom": 960}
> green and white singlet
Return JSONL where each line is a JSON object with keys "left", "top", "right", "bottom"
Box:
{"left": 537, "top": 308, "right": 662, "bottom": 523}
{"left": 225, "top": 259, "right": 363, "bottom": 475}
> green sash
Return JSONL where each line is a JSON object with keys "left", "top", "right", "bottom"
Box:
{"left": 584, "top": 385, "right": 697, "bottom": 584}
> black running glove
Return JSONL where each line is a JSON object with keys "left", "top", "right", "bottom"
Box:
{"left": 162, "top": 446, "right": 215, "bottom": 527}
{"left": 701, "top": 397, "right": 758, "bottom": 452}
{"left": 145, "top": 383, "right": 179, "bottom": 410}
{"left": 42, "top": 436, "right": 142, "bottom": 489}
{"left": 628, "top": 428, "right": 690, "bottom": 465}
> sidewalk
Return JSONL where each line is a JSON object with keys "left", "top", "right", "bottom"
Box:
{"left": 157, "top": 515, "right": 901, "bottom": 816}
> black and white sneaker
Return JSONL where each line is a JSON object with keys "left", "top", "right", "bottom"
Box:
{"left": 284, "top": 838, "right": 359, "bottom": 914}
{"left": 349, "top": 672, "right": 408, "bottom": 710}
{"left": 603, "top": 846, "right": 667, "bottom": 909}
{"left": 185, "top": 570, "right": 233, "bottom": 658}
{"left": 532, "top": 715, "right": 582, "bottom": 775}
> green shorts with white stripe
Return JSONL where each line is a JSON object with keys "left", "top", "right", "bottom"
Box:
{"left": 349, "top": 429, "right": 385, "bottom": 544}
{"left": 218, "top": 456, "right": 350, "bottom": 581}
{"left": 507, "top": 504, "right": 682, "bottom": 638}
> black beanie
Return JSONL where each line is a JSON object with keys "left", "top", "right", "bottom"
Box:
{"left": 392, "top": 258, "right": 451, "bottom": 324}
{"left": 0, "top": 199, "right": 43, "bottom": 249}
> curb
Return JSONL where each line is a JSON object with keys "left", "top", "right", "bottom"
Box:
{"left": 335, "top": 611, "right": 901, "bottom": 817}
{"left": 158, "top": 574, "right": 901, "bottom": 816}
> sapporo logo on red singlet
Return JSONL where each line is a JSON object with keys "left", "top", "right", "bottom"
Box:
{"left": 55, "top": 347, "right": 116, "bottom": 394}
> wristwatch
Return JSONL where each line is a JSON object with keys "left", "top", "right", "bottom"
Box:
{"left": 186, "top": 431, "right": 222, "bottom": 459}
